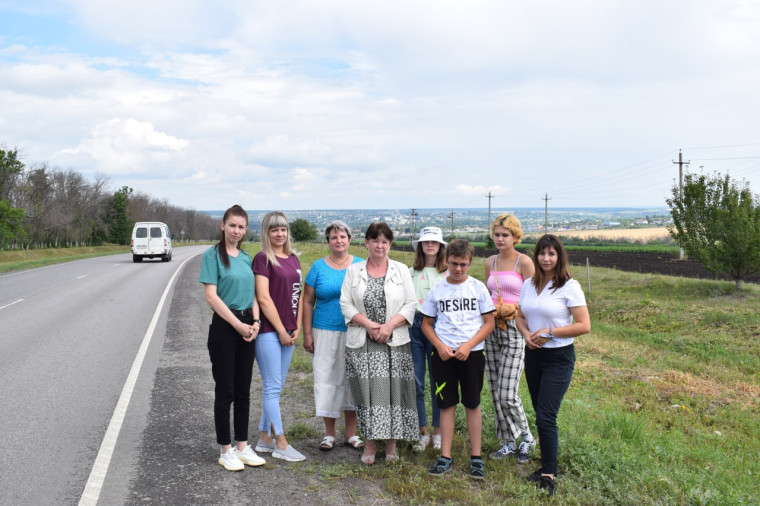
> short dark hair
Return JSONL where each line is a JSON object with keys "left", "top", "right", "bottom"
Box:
{"left": 445, "top": 239, "right": 474, "bottom": 261}
{"left": 364, "top": 222, "right": 394, "bottom": 243}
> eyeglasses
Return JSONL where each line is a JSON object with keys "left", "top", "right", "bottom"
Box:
{"left": 449, "top": 261, "right": 470, "bottom": 269}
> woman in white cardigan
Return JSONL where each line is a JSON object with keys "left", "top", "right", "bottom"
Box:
{"left": 340, "top": 222, "right": 418, "bottom": 465}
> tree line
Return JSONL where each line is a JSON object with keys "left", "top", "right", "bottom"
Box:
{"left": 1, "top": 147, "right": 221, "bottom": 249}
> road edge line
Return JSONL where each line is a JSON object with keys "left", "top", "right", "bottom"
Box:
{"left": 78, "top": 253, "right": 201, "bottom": 505}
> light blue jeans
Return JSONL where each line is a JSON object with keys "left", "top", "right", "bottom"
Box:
{"left": 255, "top": 331, "right": 294, "bottom": 436}
{"left": 409, "top": 312, "right": 440, "bottom": 429}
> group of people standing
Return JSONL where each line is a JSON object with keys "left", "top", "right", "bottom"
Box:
{"left": 199, "top": 205, "right": 590, "bottom": 499}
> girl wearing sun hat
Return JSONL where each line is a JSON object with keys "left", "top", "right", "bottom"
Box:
{"left": 408, "top": 227, "right": 447, "bottom": 451}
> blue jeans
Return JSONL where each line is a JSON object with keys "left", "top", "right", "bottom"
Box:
{"left": 524, "top": 344, "right": 575, "bottom": 476}
{"left": 255, "top": 331, "right": 294, "bottom": 436}
{"left": 409, "top": 312, "right": 440, "bottom": 429}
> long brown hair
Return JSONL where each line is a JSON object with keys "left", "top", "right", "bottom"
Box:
{"left": 217, "top": 205, "right": 249, "bottom": 269}
{"left": 412, "top": 241, "right": 447, "bottom": 272}
{"left": 531, "top": 234, "right": 571, "bottom": 292}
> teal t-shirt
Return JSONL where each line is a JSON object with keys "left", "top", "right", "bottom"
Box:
{"left": 199, "top": 245, "right": 255, "bottom": 310}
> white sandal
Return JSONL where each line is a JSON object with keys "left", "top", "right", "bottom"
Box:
{"left": 344, "top": 435, "right": 364, "bottom": 450}
{"left": 319, "top": 435, "right": 335, "bottom": 451}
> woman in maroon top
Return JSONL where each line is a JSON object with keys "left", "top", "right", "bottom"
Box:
{"left": 252, "top": 211, "right": 306, "bottom": 462}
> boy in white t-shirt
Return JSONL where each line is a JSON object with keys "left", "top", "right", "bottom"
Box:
{"left": 421, "top": 239, "right": 495, "bottom": 480}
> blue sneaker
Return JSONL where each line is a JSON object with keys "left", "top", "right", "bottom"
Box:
{"left": 518, "top": 439, "right": 536, "bottom": 464}
{"left": 255, "top": 438, "right": 276, "bottom": 453}
{"left": 272, "top": 444, "right": 306, "bottom": 462}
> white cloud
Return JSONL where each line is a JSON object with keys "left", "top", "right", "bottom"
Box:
{"left": 59, "top": 118, "right": 189, "bottom": 174}
{"left": 2, "top": 1, "right": 760, "bottom": 210}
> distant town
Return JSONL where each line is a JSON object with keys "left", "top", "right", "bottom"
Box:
{"left": 205, "top": 207, "right": 673, "bottom": 241}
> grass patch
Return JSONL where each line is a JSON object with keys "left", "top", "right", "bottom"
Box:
{"left": 287, "top": 242, "right": 760, "bottom": 504}
{"left": 0, "top": 245, "right": 131, "bottom": 272}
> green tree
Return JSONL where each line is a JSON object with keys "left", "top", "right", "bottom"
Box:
{"left": 290, "top": 218, "right": 317, "bottom": 242}
{"left": 0, "top": 199, "right": 25, "bottom": 245}
{"left": 0, "top": 148, "right": 25, "bottom": 200}
{"left": 0, "top": 148, "right": 26, "bottom": 246}
{"left": 667, "top": 172, "right": 760, "bottom": 290}
{"left": 104, "top": 186, "right": 133, "bottom": 245}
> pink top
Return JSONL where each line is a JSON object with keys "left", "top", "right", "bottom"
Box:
{"left": 486, "top": 255, "right": 524, "bottom": 304}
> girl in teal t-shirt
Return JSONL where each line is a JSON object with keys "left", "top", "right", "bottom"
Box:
{"left": 199, "top": 205, "right": 264, "bottom": 472}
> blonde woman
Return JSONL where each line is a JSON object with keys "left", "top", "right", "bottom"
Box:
{"left": 253, "top": 212, "right": 305, "bottom": 462}
{"left": 484, "top": 214, "right": 536, "bottom": 463}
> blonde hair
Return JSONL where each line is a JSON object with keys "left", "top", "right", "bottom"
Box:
{"left": 489, "top": 213, "right": 523, "bottom": 244}
{"left": 259, "top": 211, "right": 293, "bottom": 267}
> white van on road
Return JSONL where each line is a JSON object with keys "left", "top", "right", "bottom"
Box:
{"left": 131, "top": 222, "right": 173, "bottom": 262}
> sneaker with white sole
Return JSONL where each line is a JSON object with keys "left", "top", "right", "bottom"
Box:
{"left": 413, "top": 434, "right": 431, "bottom": 452}
{"left": 517, "top": 439, "right": 536, "bottom": 464}
{"left": 489, "top": 442, "right": 517, "bottom": 460}
{"left": 235, "top": 445, "right": 266, "bottom": 466}
{"left": 255, "top": 438, "right": 276, "bottom": 453}
{"left": 218, "top": 448, "right": 244, "bottom": 471}
{"left": 272, "top": 444, "right": 306, "bottom": 462}
{"left": 432, "top": 434, "right": 442, "bottom": 450}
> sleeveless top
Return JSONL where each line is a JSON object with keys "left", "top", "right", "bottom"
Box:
{"left": 486, "top": 255, "right": 524, "bottom": 304}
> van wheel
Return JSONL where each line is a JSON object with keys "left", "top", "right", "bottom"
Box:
{"left": 133, "top": 255, "right": 143, "bottom": 263}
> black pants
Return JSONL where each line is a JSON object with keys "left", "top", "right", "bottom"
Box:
{"left": 207, "top": 312, "right": 256, "bottom": 445}
{"left": 524, "top": 344, "right": 575, "bottom": 476}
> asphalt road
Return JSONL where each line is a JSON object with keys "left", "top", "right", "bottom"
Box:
{"left": 1, "top": 246, "right": 391, "bottom": 506}
{"left": 0, "top": 246, "right": 207, "bottom": 505}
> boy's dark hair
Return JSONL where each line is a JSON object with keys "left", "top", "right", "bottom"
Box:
{"left": 445, "top": 239, "right": 474, "bottom": 261}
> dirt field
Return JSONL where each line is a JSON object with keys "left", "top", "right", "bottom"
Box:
{"left": 394, "top": 244, "right": 759, "bottom": 285}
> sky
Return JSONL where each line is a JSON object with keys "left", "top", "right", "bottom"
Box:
{"left": 1, "top": 0, "right": 760, "bottom": 212}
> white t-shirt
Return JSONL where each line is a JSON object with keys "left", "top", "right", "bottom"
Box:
{"left": 420, "top": 276, "right": 495, "bottom": 351}
{"left": 519, "top": 277, "right": 586, "bottom": 349}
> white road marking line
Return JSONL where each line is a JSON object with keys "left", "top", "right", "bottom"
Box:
{"left": 0, "top": 299, "right": 24, "bottom": 310}
{"left": 77, "top": 275, "right": 87, "bottom": 279}
{"left": 78, "top": 253, "right": 201, "bottom": 506}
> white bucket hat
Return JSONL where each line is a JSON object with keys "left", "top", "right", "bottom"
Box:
{"left": 412, "top": 226, "right": 447, "bottom": 250}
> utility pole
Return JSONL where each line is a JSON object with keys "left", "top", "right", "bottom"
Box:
{"left": 486, "top": 192, "right": 495, "bottom": 225}
{"left": 673, "top": 149, "right": 690, "bottom": 260}
{"left": 409, "top": 208, "right": 419, "bottom": 239}
{"left": 448, "top": 210, "right": 454, "bottom": 238}
{"left": 542, "top": 193, "right": 551, "bottom": 233}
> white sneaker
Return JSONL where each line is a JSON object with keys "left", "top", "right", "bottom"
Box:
{"left": 218, "top": 448, "right": 244, "bottom": 471}
{"left": 413, "top": 434, "right": 431, "bottom": 452}
{"left": 432, "top": 434, "right": 442, "bottom": 450}
{"left": 235, "top": 445, "right": 266, "bottom": 467}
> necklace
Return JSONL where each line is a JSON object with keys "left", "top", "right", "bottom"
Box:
{"left": 329, "top": 254, "right": 350, "bottom": 267}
